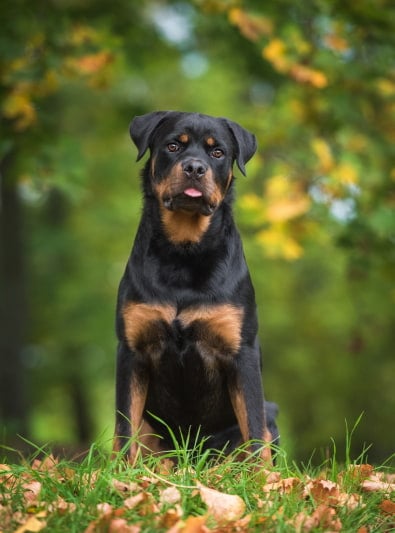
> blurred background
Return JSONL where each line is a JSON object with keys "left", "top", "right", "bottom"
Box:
{"left": 1, "top": 0, "right": 394, "bottom": 465}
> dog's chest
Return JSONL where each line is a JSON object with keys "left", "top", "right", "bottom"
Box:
{"left": 122, "top": 302, "right": 244, "bottom": 367}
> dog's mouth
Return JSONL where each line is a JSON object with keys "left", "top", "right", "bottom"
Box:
{"left": 162, "top": 188, "right": 218, "bottom": 216}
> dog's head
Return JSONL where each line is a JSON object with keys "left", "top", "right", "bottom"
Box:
{"left": 130, "top": 111, "right": 257, "bottom": 217}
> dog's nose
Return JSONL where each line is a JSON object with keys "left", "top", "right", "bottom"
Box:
{"left": 182, "top": 159, "right": 207, "bottom": 180}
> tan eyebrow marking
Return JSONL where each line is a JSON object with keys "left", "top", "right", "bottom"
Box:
{"left": 179, "top": 133, "right": 189, "bottom": 143}
{"left": 206, "top": 136, "right": 216, "bottom": 146}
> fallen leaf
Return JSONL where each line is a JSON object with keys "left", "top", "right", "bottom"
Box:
{"left": 108, "top": 517, "right": 141, "bottom": 532}
{"left": 196, "top": 481, "right": 245, "bottom": 524}
{"left": 97, "top": 502, "right": 113, "bottom": 516}
{"left": 124, "top": 493, "right": 145, "bottom": 510}
{"left": 380, "top": 499, "right": 395, "bottom": 515}
{"left": 307, "top": 479, "right": 340, "bottom": 505}
{"left": 361, "top": 479, "right": 395, "bottom": 494}
{"left": 48, "top": 496, "right": 77, "bottom": 514}
{"left": 32, "top": 454, "right": 58, "bottom": 472}
{"left": 112, "top": 479, "right": 139, "bottom": 494}
{"left": 263, "top": 476, "right": 301, "bottom": 495}
{"left": 13, "top": 513, "right": 47, "bottom": 533}
{"left": 160, "top": 486, "right": 182, "bottom": 506}
{"left": 166, "top": 515, "right": 208, "bottom": 533}
{"left": 292, "top": 504, "right": 342, "bottom": 532}
{"left": 159, "top": 507, "right": 183, "bottom": 528}
{"left": 23, "top": 481, "right": 42, "bottom": 505}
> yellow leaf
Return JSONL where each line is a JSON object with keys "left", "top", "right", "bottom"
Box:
{"left": 257, "top": 227, "right": 303, "bottom": 260}
{"left": 262, "top": 39, "right": 290, "bottom": 73}
{"left": 265, "top": 175, "right": 311, "bottom": 222}
{"left": 2, "top": 91, "right": 37, "bottom": 130}
{"left": 331, "top": 162, "right": 359, "bottom": 185}
{"left": 229, "top": 8, "right": 272, "bottom": 41}
{"left": 311, "top": 138, "right": 334, "bottom": 173}
{"left": 13, "top": 514, "right": 46, "bottom": 533}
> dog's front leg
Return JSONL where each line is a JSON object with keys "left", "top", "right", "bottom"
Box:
{"left": 114, "top": 341, "right": 149, "bottom": 463}
{"left": 227, "top": 349, "right": 272, "bottom": 462}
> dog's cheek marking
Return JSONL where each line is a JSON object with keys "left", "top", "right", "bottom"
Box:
{"left": 201, "top": 167, "right": 223, "bottom": 208}
{"left": 154, "top": 163, "right": 184, "bottom": 200}
{"left": 179, "top": 304, "right": 244, "bottom": 355}
{"left": 122, "top": 302, "right": 176, "bottom": 352}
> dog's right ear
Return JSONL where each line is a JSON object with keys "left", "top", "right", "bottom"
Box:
{"left": 130, "top": 111, "right": 171, "bottom": 161}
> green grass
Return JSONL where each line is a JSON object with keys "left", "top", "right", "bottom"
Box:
{"left": 1, "top": 434, "right": 394, "bottom": 532}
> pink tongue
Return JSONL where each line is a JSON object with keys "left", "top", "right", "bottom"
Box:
{"left": 184, "top": 188, "right": 202, "bottom": 198}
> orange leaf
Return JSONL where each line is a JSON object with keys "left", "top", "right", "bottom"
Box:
{"left": 380, "top": 499, "right": 395, "bottom": 515}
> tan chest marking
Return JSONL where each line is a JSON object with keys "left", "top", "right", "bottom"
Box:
{"left": 123, "top": 302, "right": 176, "bottom": 351}
{"left": 160, "top": 208, "right": 212, "bottom": 244}
{"left": 123, "top": 302, "right": 244, "bottom": 356}
{"left": 179, "top": 304, "right": 244, "bottom": 354}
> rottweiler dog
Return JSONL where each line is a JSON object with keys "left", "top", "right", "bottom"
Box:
{"left": 114, "top": 111, "right": 279, "bottom": 463}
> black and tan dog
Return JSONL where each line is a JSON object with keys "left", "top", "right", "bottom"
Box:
{"left": 114, "top": 111, "right": 279, "bottom": 463}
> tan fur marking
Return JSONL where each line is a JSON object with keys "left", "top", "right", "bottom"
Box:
{"left": 123, "top": 302, "right": 176, "bottom": 350}
{"left": 154, "top": 165, "right": 224, "bottom": 243}
{"left": 228, "top": 387, "right": 249, "bottom": 444}
{"left": 206, "top": 136, "right": 216, "bottom": 146}
{"left": 179, "top": 304, "right": 244, "bottom": 353}
{"left": 261, "top": 427, "right": 273, "bottom": 463}
{"left": 139, "top": 419, "right": 165, "bottom": 456}
{"left": 150, "top": 155, "right": 157, "bottom": 179}
{"left": 129, "top": 374, "right": 149, "bottom": 463}
{"left": 179, "top": 133, "right": 189, "bottom": 143}
{"left": 160, "top": 208, "right": 212, "bottom": 244}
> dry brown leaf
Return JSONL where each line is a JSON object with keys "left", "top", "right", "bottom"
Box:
{"left": 23, "top": 480, "right": 41, "bottom": 505}
{"left": 307, "top": 479, "right": 340, "bottom": 505}
{"left": 346, "top": 464, "right": 374, "bottom": 481}
{"left": 159, "top": 507, "right": 183, "bottom": 528}
{"left": 112, "top": 479, "right": 139, "bottom": 494}
{"left": 196, "top": 481, "right": 245, "bottom": 524}
{"left": 292, "top": 504, "right": 342, "bottom": 532}
{"left": 160, "top": 486, "right": 182, "bottom": 506}
{"left": 108, "top": 517, "right": 141, "bottom": 532}
{"left": 97, "top": 502, "right": 114, "bottom": 516}
{"left": 48, "top": 496, "right": 77, "bottom": 514}
{"left": 263, "top": 476, "right": 301, "bottom": 495}
{"left": 32, "top": 454, "right": 58, "bottom": 472}
{"left": 380, "top": 499, "right": 395, "bottom": 515}
{"left": 124, "top": 492, "right": 146, "bottom": 510}
{"left": 337, "top": 491, "right": 362, "bottom": 511}
{"left": 361, "top": 479, "right": 395, "bottom": 494}
{"left": 13, "top": 512, "right": 47, "bottom": 533}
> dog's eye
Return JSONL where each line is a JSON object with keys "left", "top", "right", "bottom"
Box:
{"left": 211, "top": 149, "right": 224, "bottom": 158}
{"left": 167, "top": 143, "right": 179, "bottom": 152}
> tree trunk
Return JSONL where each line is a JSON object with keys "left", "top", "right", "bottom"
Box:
{"left": 0, "top": 154, "right": 29, "bottom": 438}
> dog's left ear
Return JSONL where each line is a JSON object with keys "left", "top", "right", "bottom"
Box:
{"left": 130, "top": 111, "right": 171, "bottom": 161}
{"left": 224, "top": 119, "right": 257, "bottom": 176}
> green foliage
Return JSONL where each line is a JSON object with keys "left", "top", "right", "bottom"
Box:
{"left": 0, "top": 0, "right": 394, "bottom": 464}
